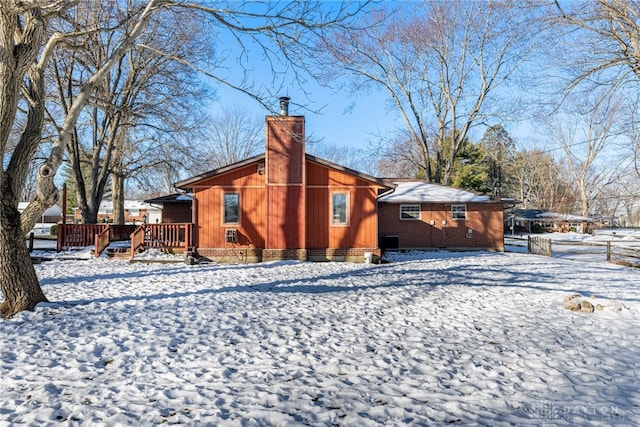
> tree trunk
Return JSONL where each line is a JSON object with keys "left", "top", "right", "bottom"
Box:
{"left": 0, "top": 205, "right": 47, "bottom": 319}
{"left": 112, "top": 173, "right": 125, "bottom": 225}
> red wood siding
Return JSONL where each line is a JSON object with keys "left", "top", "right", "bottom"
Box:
{"left": 265, "top": 116, "right": 306, "bottom": 249}
{"left": 306, "top": 161, "right": 380, "bottom": 249}
{"left": 266, "top": 116, "right": 304, "bottom": 185}
{"left": 162, "top": 204, "right": 191, "bottom": 223}
{"left": 266, "top": 185, "right": 305, "bottom": 249}
{"left": 191, "top": 162, "right": 266, "bottom": 249}
{"left": 378, "top": 202, "right": 504, "bottom": 250}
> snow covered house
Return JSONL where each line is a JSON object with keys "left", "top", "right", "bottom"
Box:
{"left": 506, "top": 209, "right": 594, "bottom": 234}
{"left": 18, "top": 202, "right": 62, "bottom": 224}
{"left": 377, "top": 180, "right": 505, "bottom": 251}
{"left": 73, "top": 200, "right": 162, "bottom": 224}
{"left": 173, "top": 99, "right": 506, "bottom": 262}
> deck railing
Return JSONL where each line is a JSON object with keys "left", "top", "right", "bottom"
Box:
{"left": 130, "top": 226, "right": 146, "bottom": 257}
{"left": 130, "top": 223, "right": 192, "bottom": 259}
{"left": 94, "top": 227, "right": 111, "bottom": 257}
{"left": 57, "top": 223, "right": 108, "bottom": 251}
{"left": 57, "top": 223, "right": 192, "bottom": 258}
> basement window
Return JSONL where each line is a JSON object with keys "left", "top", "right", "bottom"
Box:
{"left": 331, "top": 192, "right": 349, "bottom": 225}
{"left": 400, "top": 204, "right": 421, "bottom": 220}
{"left": 452, "top": 204, "right": 467, "bottom": 220}
{"left": 223, "top": 193, "right": 240, "bottom": 224}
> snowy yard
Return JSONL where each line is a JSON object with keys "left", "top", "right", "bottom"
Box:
{"left": 1, "top": 249, "right": 639, "bottom": 426}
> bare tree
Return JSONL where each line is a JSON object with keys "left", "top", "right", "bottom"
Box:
{"left": 369, "top": 131, "right": 430, "bottom": 179}
{"left": 199, "top": 105, "right": 264, "bottom": 170}
{"left": 324, "top": 1, "right": 541, "bottom": 185}
{"left": 625, "top": 93, "right": 640, "bottom": 178}
{"left": 539, "top": 91, "right": 628, "bottom": 217}
{"left": 0, "top": 0, "right": 367, "bottom": 318}
{"left": 0, "top": 0, "right": 164, "bottom": 318}
{"left": 510, "top": 148, "right": 574, "bottom": 212}
{"left": 550, "top": 0, "right": 640, "bottom": 91}
{"left": 47, "top": 1, "right": 212, "bottom": 224}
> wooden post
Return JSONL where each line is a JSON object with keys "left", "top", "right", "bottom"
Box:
{"left": 527, "top": 236, "right": 531, "bottom": 254}
{"left": 56, "top": 223, "right": 63, "bottom": 252}
{"left": 62, "top": 182, "right": 67, "bottom": 225}
{"left": 28, "top": 232, "right": 35, "bottom": 253}
{"left": 607, "top": 241, "right": 611, "bottom": 262}
{"left": 548, "top": 239, "right": 552, "bottom": 257}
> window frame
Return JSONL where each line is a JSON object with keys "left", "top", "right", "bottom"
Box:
{"left": 331, "top": 192, "right": 349, "bottom": 226}
{"left": 451, "top": 204, "right": 467, "bottom": 220}
{"left": 222, "top": 192, "right": 240, "bottom": 225}
{"left": 399, "top": 204, "right": 421, "bottom": 220}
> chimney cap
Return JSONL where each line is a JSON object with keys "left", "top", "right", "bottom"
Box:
{"left": 279, "top": 96, "right": 290, "bottom": 116}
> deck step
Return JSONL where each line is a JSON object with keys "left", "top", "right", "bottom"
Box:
{"left": 106, "top": 247, "right": 130, "bottom": 258}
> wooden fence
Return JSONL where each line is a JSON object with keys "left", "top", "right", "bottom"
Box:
{"left": 527, "top": 236, "right": 552, "bottom": 256}
{"left": 606, "top": 241, "right": 640, "bottom": 267}
{"left": 512, "top": 235, "right": 640, "bottom": 267}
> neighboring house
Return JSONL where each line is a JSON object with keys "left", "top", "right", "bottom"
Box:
{"left": 73, "top": 200, "right": 162, "bottom": 224}
{"left": 175, "top": 105, "right": 390, "bottom": 262}
{"left": 144, "top": 194, "right": 193, "bottom": 223}
{"left": 377, "top": 180, "right": 505, "bottom": 251}
{"left": 174, "top": 99, "right": 506, "bottom": 262}
{"left": 18, "top": 202, "right": 63, "bottom": 224}
{"left": 506, "top": 209, "right": 594, "bottom": 234}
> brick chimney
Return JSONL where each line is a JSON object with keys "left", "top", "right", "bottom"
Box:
{"left": 264, "top": 97, "right": 306, "bottom": 259}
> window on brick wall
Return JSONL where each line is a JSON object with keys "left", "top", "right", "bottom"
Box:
{"left": 400, "top": 204, "right": 421, "bottom": 220}
{"left": 452, "top": 204, "right": 467, "bottom": 220}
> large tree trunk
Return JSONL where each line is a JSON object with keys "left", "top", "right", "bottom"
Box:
{"left": 112, "top": 173, "right": 126, "bottom": 225}
{"left": 0, "top": 204, "right": 47, "bottom": 319}
{"left": 0, "top": 1, "right": 161, "bottom": 319}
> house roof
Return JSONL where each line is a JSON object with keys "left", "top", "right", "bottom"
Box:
{"left": 377, "top": 180, "right": 493, "bottom": 203}
{"left": 144, "top": 193, "right": 193, "bottom": 204}
{"left": 18, "top": 202, "right": 62, "bottom": 216}
{"left": 174, "top": 153, "right": 391, "bottom": 189}
{"left": 95, "top": 200, "right": 160, "bottom": 212}
{"left": 508, "top": 209, "right": 593, "bottom": 222}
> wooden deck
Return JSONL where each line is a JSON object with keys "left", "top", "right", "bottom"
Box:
{"left": 56, "top": 223, "right": 193, "bottom": 259}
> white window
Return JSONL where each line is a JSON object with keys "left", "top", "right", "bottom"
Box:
{"left": 332, "top": 192, "right": 349, "bottom": 225}
{"left": 400, "top": 204, "right": 421, "bottom": 220}
{"left": 452, "top": 204, "right": 467, "bottom": 220}
{"left": 223, "top": 193, "right": 240, "bottom": 224}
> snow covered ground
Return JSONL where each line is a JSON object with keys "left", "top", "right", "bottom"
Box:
{"left": 2, "top": 248, "right": 639, "bottom": 425}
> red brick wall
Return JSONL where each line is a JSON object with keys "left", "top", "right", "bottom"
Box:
{"left": 379, "top": 202, "right": 504, "bottom": 251}
{"left": 307, "top": 248, "right": 380, "bottom": 263}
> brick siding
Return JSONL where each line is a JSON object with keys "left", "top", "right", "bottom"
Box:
{"left": 379, "top": 202, "right": 504, "bottom": 251}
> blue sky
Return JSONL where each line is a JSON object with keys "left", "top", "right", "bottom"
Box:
{"left": 209, "top": 76, "right": 401, "bottom": 152}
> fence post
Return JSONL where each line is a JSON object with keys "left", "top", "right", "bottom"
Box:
{"left": 56, "top": 223, "right": 64, "bottom": 252}
{"left": 28, "top": 232, "right": 35, "bottom": 253}
{"left": 606, "top": 241, "right": 611, "bottom": 262}
{"left": 527, "top": 236, "right": 531, "bottom": 254}
{"left": 548, "top": 239, "right": 552, "bottom": 257}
